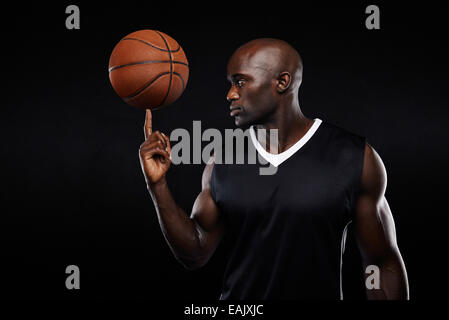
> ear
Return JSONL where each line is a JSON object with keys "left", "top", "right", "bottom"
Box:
{"left": 276, "top": 71, "right": 292, "bottom": 93}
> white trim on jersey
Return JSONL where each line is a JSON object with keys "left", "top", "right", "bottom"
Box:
{"left": 340, "top": 221, "right": 352, "bottom": 300}
{"left": 249, "top": 118, "right": 323, "bottom": 167}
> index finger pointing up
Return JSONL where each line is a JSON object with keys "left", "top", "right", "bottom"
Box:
{"left": 144, "top": 109, "right": 152, "bottom": 140}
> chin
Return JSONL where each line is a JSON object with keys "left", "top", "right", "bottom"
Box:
{"left": 234, "top": 116, "right": 252, "bottom": 130}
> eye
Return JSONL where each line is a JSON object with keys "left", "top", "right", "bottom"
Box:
{"left": 236, "top": 79, "right": 245, "bottom": 88}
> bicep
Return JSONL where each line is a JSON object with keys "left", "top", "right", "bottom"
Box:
{"left": 354, "top": 144, "right": 399, "bottom": 264}
{"left": 355, "top": 194, "right": 398, "bottom": 263}
{"left": 190, "top": 158, "right": 225, "bottom": 254}
{"left": 191, "top": 188, "right": 223, "bottom": 235}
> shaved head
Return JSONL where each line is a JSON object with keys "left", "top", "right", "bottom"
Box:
{"left": 229, "top": 38, "right": 303, "bottom": 91}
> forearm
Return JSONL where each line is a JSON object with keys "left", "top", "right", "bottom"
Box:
{"left": 365, "top": 252, "right": 409, "bottom": 300}
{"left": 148, "top": 178, "right": 203, "bottom": 269}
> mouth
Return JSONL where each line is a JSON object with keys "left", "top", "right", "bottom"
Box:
{"left": 230, "top": 106, "right": 243, "bottom": 117}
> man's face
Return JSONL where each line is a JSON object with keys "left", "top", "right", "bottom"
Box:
{"left": 226, "top": 48, "right": 279, "bottom": 128}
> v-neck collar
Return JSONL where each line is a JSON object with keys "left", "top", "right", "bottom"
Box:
{"left": 249, "top": 118, "right": 323, "bottom": 167}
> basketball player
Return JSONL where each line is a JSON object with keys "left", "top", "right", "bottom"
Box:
{"left": 138, "top": 39, "right": 409, "bottom": 299}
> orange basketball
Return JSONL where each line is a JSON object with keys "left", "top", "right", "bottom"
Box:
{"left": 108, "top": 30, "right": 189, "bottom": 110}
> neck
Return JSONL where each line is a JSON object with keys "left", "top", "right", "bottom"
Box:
{"left": 254, "top": 95, "right": 314, "bottom": 153}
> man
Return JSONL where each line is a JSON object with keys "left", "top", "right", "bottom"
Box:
{"left": 138, "top": 38, "right": 409, "bottom": 299}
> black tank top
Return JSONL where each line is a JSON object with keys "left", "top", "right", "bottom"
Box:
{"left": 210, "top": 119, "right": 366, "bottom": 300}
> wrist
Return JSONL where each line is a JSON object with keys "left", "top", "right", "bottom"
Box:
{"left": 147, "top": 177, "right": 168, "bottom": 193}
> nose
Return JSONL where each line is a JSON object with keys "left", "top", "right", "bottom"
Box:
{"left": 226, "top": 85, "right": 240, "bottom": 102}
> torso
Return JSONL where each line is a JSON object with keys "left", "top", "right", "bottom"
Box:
{"left": 211, "top": 119, "right": 366, "bottom": 299}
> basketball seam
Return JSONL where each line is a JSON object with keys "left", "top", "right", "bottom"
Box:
{"left": 173, "top": 72, "right": 185, "bottom": 91}
{"left": 156, "top": 31, "right": 173, "bottom": 107}
{"left": 121, "top": 37, "right": 181, "bottom": 53}
{"left": 109, "top": 60, "right": 188, "bottom": 72}
{"left": 122, "top": 72, "right": 170, "bottom": 101}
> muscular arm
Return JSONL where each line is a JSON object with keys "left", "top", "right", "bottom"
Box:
{"left": 354, "top": 143, "right": 409, "bottom": 299}
{"left": 149, "top": 157, "right": 225, "bottom": 270}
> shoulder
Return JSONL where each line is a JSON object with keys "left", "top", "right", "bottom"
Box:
{"left": 319, "top": 120, "right": 366, "bottom": 149}
{"left": 318, "top": 121, "right": 367, "bottom": 168}
{"left": 360, "top": 143, "right": 387, "bottom": 199}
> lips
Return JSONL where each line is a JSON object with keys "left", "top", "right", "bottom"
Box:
{"left": 230, "top": 105, "right": 243, "bottom": 116}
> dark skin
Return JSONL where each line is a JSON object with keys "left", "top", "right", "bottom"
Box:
{"left": 139, "top": 38, "right": 409, "bottom": 299}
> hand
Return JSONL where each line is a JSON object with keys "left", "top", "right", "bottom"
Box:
{"left": 139, "top": 109, "right": 171, "bottom": 187}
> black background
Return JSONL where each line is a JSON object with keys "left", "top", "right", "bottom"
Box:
{"left": 1, "top": 1, "right": 448, "bottom": 304}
